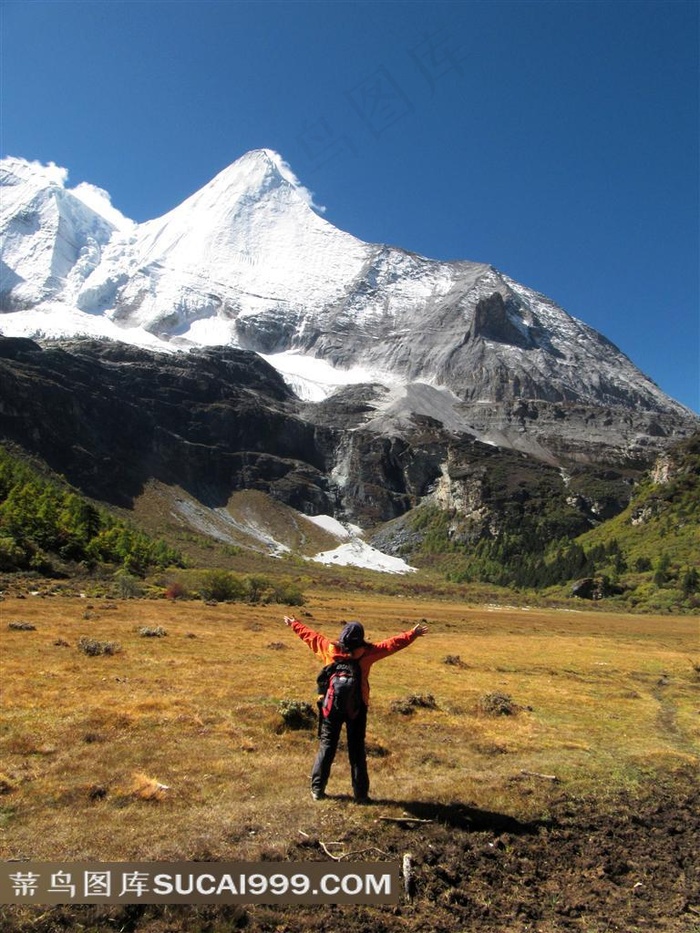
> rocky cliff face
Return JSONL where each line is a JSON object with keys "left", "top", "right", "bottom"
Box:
{"left": 0, "top": 336, "right": 679, "bottom": 553}
{"left": 0, "top": 337, "right": 459, "bottom": 528}
{"left": 0, "top": 338, "right": 333, "bottom": 514}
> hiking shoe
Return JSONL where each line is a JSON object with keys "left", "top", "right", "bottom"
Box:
{"left": 354, "top": 796, "right": 372, "bottom": 805}
{"left": 311, "top": 790, "right": 326, "bottom": 801}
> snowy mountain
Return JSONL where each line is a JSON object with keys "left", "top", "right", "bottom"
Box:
{"left": 1, "top": 158, "right": 124, "bottom": 308}
{"left": 1, "top": 150, "right": 697, "bottom": 465}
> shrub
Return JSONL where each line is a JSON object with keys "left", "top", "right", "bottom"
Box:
{"left": 390, "top": 694, "right": 438, "bottom": 715}
{"left": 198, "top": 570, "right": 247, "bottom": 603}
{"left": 270, "top": 578, "right": 305, "bottom": 606}
{"left": 245, "top": 574, "right": 272, "bottom": 603}
{"left": 138, "top": 626, "right": 167, "bottom": 638}
{"left": 114, "top": 570, "right": 142, "bottom": 599}
{"left": 164, "top": 580, "right": 188, "bottom": 600}
{"left": 277, "top": 700, "right": 316, "bottom": 731}
{"left": 129, "top": 772, "right": 170, "bottom": 801}
{"left": 77, "top": 636, "right": 122, "bottom": 657}
{"left": 0, "top": 772, "right": 18, "bottom": 795}
{"left": 0, "top": 536, "right": 26, "bottom": 571}
{"left": 682, "top": 567, "right": 699, "bottom": 596}
{"left": 442, "top": 654, "right": 467, "bottom": 668}
{"left": 477, "top": 693, "right": 519, "bottom": 716}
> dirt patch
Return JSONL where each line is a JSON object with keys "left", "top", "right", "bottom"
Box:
{"left": 2, "top": 772, "right": 698, "bottom": 932}
{"left": 396, "top": 778, "right": 699, "bottom": 932}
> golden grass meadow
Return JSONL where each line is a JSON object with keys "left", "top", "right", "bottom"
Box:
{"left": 1, "top": 589, "right": 698, "bottom": 868}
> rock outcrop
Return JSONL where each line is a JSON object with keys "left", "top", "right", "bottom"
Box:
{"left": 0, "top": 338, "right": 332, "bottom": 513}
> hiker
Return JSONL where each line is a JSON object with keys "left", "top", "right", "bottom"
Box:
{"left": 284, "top": 615, "right": 428, "bottom": 802}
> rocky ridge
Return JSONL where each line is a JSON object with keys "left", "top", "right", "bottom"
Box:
{"left": 0, "top": 337, "right": 687, "bottom": 564}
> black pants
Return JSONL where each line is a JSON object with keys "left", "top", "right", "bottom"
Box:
{"left": 311, "top": 703, "right": 369, "bottom": 800}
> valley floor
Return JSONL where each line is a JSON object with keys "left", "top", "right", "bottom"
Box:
{"left": 1, "top": 592, "right": 698, "bottom": 931}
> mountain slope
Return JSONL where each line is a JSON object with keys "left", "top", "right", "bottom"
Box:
{"left": 1, "top": 153, "right": 695, "bottom": 440}
{"left": 0, "top": 149, "right": 700, "bottom": 480}
{"left": 0, "top": 442, "right": 181, "bottom": 576}
{"left": 0, "top": 336, "right": 332, "bottom": 512}
{"left": 574, "top": 432, "right": 700, "bottom": 577}
{"left": 0, "top": 335, "right": 696, "bottom": 595}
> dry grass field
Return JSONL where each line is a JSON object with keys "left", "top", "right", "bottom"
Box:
{"left": 1, "top": 590, "right": 699, "bottom": 931}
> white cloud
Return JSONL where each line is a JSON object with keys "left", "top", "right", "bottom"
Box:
{"left": 70, "top": 182, "right": 135, "bottom": 231}
{"left": 265, "top": 149, "right": 326, "bottom": 214}
{"left": 38, "top": 160, "right": 69, "bottom": 187}
{"left": 5, "top": 157, "right": 70, "bottom": 187}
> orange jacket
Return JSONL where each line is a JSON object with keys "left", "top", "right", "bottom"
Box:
{"left": 288, "top": 618, "right": 420, "bottom": 706}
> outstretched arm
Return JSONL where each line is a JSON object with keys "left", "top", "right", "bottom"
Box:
{"left": 368, "top": 622, "right": 428, "bottom": 662}
{"left": 284, "top": 616, "right": 333, "bottom": 662}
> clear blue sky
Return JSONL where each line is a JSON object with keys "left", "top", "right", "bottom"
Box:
{"left": 2, "top": 0, "right": 698, "bottom": 413}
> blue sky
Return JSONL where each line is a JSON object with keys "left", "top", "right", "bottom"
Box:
{"left": 2, "top": 0, "right": 698, "bottom": 413}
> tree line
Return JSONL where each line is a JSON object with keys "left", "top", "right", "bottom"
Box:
{"left": 0, "top": 447, "right": 182, "bottom": 576}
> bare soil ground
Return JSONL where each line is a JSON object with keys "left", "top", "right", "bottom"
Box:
{"left": 3, "top": 768, "right": 697, "bottom": 933}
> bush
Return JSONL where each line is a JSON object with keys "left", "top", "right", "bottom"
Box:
{"left": 245, "top": 574, "right": 271, "bottom": 603}
{"left": 114, "top": 571, "right": 142, "bottom": 599}
{"left": 271, "top": 578, "right": 305, "bottom": 606}
{"left": 0, "top": 536, "right": 26, "bottom": 571}
{"left": 390, "top": 694, "right": 438, "bottom": 715}
{"left": 164, "top": 580, "right": 188, "bottom": 600}
{"left": 198, "top": 570, "right": 247, "bottom": 602}
{"left": 193, "top": 571, "right": 306, "bottom": 605}
{"left": 477, "top": 693, "right": 520, "bottom": 716}
{"left": 442, "top": 654, "right": 468, "bottom": 668}
{"left": 0, "top": 772, "right": 18, "bottom": 795}
{"left": 77, "top": 636, "right": 122, "bottom": 657}
{"left": 277, "top": 700, "right": 316, "bottom": 731}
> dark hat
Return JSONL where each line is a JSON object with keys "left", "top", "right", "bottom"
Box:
{"left": 338, "top": 621, "right": 366, "bottom": 651}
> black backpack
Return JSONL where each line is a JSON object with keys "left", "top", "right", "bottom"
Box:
{"left": 317, "top": 658, "right": 363, "bottom": 720}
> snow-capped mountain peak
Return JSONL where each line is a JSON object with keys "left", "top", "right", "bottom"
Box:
{"left": 59, "top": 148, "right": 368, "bottom": 339}
{"left": 1, "top": 149, "right": 697, "bottom": 458}
{"left": 0, "top": 156, "right": 69, "bottom": 201}
{"left": 223, "top": 147, "right": 326, "bottom": 213}
{"left": 134, "top": 149, "right": 325, "bottom": 247}
{"left": 149, "top": 148, "right": 308, "bottom": 223}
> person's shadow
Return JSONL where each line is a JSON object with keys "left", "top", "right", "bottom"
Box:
{"left": 330, "top": 795, "right": 550, "bottom": 834}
